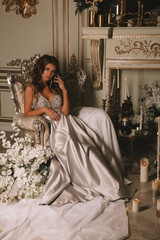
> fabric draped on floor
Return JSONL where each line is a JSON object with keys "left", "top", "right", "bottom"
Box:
{"left": 0, "top": 197, "right": 129, "bottom": 240}
{"left": 0, "top": 95, "right": 135, "bottom": 239}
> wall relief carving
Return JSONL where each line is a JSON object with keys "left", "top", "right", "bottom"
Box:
{"left": 7, "top": 59, "right": 22, "bottom": 67}
{"left": 90, "top": 39, "right": 102, "bottom": 90}
{"left": 115, "top": 40, "right": 160, "bottom": 58}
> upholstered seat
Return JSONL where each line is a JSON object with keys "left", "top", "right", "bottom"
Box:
{"left": 7, "top": 54, "right": 87, "bottom": 146}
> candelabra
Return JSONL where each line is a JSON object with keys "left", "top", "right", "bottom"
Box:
{"left": 85, "top": 0, "right": 103, "bottom": 27}
{"left": 107, "top": 95, "right": 113, "bottom": 112}
{"left": 116, "top": 88, "right": 120, "bottom": 114}
{"left": 102, "top": 98, "right": 107, "bottom": 111}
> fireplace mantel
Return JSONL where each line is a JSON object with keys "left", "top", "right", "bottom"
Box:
{"left": 82, "top": 27, "right": 160, "bottom": 65}
{"left": 82, "top": 26, "right": 160, "bottom": 109}
{"left": 82, "top": 27, "right": 160, "bottom": 39}
{"left": 82, "top": 26, "right": 160, "bottom": 90}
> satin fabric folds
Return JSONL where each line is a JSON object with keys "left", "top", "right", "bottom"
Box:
{"left": 38, "top": 98, "right": 133, "bottom": 206}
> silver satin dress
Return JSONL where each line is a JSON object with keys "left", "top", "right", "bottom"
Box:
{"left": 33, "top": 93, "right": 133, "bottom": 206}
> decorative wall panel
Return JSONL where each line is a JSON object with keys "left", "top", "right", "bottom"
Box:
{"left": 82, "top": 26, "right": 160, "bottom": 109}
{"left": 53, "top": 0, "right": 86, "bottom": 72}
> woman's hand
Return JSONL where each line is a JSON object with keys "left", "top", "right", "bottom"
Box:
{"left": 54, "top": 75, "right": 66, "bottom": 92}
{"left": 44, "top": 107, "right": 60, "bottom": 121}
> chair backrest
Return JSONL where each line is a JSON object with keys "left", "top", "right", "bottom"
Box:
{"left": 7, "top": 54, "right": 87, "bottom": 115}
{"left": 7, "top": 54, "right": 40, "bottom": 114}
{"left": 7, "top": 73, "right": 25, "bottom": 114}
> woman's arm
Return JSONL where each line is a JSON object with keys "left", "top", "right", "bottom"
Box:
{"left": 24, "top": 85, "right": 60, "bottom": 120}
{"left": 61, "top": 89, "right": 70, "bottom": 115}
{"left": 54, "top": 75, "right": 70, "bottom": 115}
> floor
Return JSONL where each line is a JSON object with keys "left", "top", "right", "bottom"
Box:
{"left": 121, "top": 139, "right": 160, "bottom": 240}
{"left": 1, "top": 131, "right": 160, "bottom": 239}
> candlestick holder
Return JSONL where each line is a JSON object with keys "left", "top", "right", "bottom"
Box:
{"left": 157, "top": 199, "right": 160, "bottom": 218}
{"left": 107, "top": 95, "right": 113, "bottom": 110}
{"left": 135, "top": 128, "right": 143, "bottom": 136}
{"left": 116, "top": 88, "right": 120, "bottom": 114}
{"left": 102, "top": 98, "right": 107, "bottom": 111}
{"left": 121, "top": 96, "right": 134, "bottom": 119}
{"left": 85, "top": 0, "right": 104, "bottom": 27}
{"left": 107, "top": 95, "right": 117, "bottom": 115}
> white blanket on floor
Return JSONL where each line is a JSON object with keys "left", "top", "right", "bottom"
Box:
{"left": 0, "top": 196, "right": 128, "bottom": 240}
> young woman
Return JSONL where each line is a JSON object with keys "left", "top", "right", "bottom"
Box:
{"left": 24, "top": 54, "right": 133, "bottom": 206}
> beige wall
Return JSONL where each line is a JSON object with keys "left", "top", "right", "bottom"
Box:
{"left": 0, "top": 0, "right": 53, "bottom": 65}
{"left": 1, "top": 1, "right": 159, "bottom": 131}
{"left": 0, "top": 0, "right": 91, "bottom": 130}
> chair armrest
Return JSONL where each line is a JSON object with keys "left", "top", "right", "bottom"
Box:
{"left": 13, "top": 113, "right": 49, "bottom": 146}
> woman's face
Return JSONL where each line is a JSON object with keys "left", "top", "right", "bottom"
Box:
{"left": 41, "top": 63, "right": 57, "bottom": 83}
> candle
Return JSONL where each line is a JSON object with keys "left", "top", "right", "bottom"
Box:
{"left": 140, "top": 106, "right": 143, "bottom": 131}
{"left": 117, "top": 67, "right": 119, "bottom": 88}
{"left": 126, "top": 82, "right": 130, "bottom": 97}
{"left": 132, "top": 198, "right": 140, "bottom": 212}
{"left": 124, "top": 77, "right": 127, "bottom": 100}
{"left": 110, "top": 76, "right": 115, "bottom": 97}
{"left": 103, "top": 47, "right": 106, "bottom": 99}
{"left": 152, "top": 180, "right": 159, "bottom": 197}
{"left": 108, "top": 10, "right": 111, "bottom": 24}
{"left": 140, "top": 158, "right": 149, "bottom": 182}
{"left": 104, "top": 79, "right": 106, "bottom": 99}
{"left": 157, "top": 199, "right": 160, "bottom": 218}
{"left": 141, "top": 4, "right": 144, "bottom": 15}
{"left": 116, "top": 4, "right": 119, "bottom": 15}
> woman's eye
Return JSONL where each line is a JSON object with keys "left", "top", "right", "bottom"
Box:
{"left": 45, "top": 67, "right": 49, "bottom": 71}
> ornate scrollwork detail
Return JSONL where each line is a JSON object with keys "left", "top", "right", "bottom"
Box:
{"left": 91, "top": 64, "right": 102, "bottom": 90}
{"left": 90, "top": 39, "right": 102, "bottom": 90}
{"left": 69, "top": 54, "right": 78, "bottom": 71}
{"left": 21, "top": 54, "right": 40, "bottom": 82}
{"left": 7, "top": 59, "right": 22, "bottom": 67}
{"left": 115, "top": 40, "right": 160, "bottom": 58}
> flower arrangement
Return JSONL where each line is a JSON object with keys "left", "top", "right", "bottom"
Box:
{"left": 0, "top": 129, "right": 54, "bottom": 203}
{"left": 139, "top": 80, "right": 160, "bottom": 140}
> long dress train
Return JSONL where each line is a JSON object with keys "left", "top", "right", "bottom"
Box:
{"left": 33, "top": 93, "right": 134, "bottom": 206}
{"left": 0, "top": 92, "right": 134, "bottom": 240}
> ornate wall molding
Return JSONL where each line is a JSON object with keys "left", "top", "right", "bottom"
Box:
{"left": 90, "top": 39, "right": 102, "bottom": 90}
{"left": 82, "top": 27, "right": 109, "bottom": 39}
{"left": 112, "top": 27, "right": 160, "bottom": 39}
{"left": 115, "top": 40, "right": 160, "bottom": 58}
{"left": 113, "top": 35, "right": 160, "bottom": 39}
{"left": 69, "top": 54, "right": 78, "bottom": 71}
{"left": 7, "top": 59, "right": 22, "bottom": 67}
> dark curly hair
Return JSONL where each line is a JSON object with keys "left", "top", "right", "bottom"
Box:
{"left": 31, "top": 54, "right": 61, "bottom": 95}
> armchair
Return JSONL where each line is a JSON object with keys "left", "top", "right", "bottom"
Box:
{"left": 7, "top": 54, "right": 87, "bottom": 146}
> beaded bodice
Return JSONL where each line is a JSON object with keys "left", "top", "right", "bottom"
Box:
{"left": 33, "top": 93, "right": 62, "bottom": 116}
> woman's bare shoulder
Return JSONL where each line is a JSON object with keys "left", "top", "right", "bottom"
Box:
{"left": 25, "top": 84, "right": 33, "bottom": 90}
{"left": 25, "top": 84, "right": 34, "bottom": 93}
{"left": 24, "top": 85, "right": 34, "bottom": 99}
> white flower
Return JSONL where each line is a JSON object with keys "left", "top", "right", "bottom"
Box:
{"left": 7, "top": 169, "right": 12, "bottom": 175}
{"left": 0, "top": 132, "right": 54, "bottom": 203}
{"left": 14, "top": 167, "right": 26, "bottom": 178}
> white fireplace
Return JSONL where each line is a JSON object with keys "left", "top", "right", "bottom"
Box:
{"left": 82, "top": 26, "right": 160, "bottom": 113}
